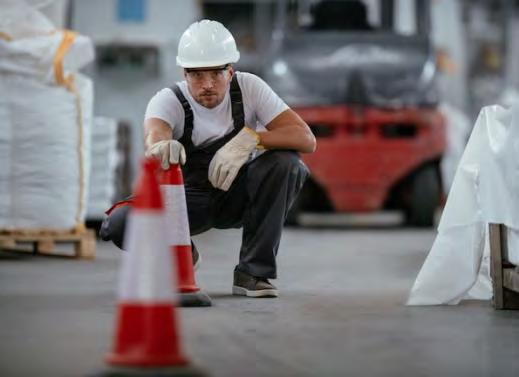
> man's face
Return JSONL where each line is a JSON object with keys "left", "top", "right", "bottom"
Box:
{"left": 184, "top": 65, "right": 233, "bottom": 109}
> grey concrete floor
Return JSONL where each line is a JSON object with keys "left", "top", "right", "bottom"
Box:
{"left": 1, "top": 226, "right": 518, "bottom": 377}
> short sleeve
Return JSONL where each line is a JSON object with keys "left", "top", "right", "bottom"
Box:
{"left": 144, "top": 88, "right": 185, "bottom": 139}
{"left": 238, "top": 72, "right": 289, "bottom": 127}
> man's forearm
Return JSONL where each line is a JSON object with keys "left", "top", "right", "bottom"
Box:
{"left": 260, "top": 109, "right": 316, "bottom": 153}
{"left": 258, "top": 126, "right": 316, "bottom": 153}
{"left": 144, "top": 119, "right": 173, "bottom": 151}
{"left": 145, "top": 129, "right": 170, "bottom": 150}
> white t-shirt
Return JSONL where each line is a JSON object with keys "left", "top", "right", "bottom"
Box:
{"left": 144, "top": 71, "right": 289, "bottom": 147}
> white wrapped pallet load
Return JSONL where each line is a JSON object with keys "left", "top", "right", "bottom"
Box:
{"left": 0, "top": 0, "right": 94, "bottom": 230}
{"left": 438, "top": 102, "right": 471, "bottom": 193}
{"left": 407, "top": 104, "right": 519, "bottom": 305}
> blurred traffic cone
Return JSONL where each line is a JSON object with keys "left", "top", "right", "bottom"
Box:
{"left": 159, "top": 165, "right": 212, "bottom": 307}
{"left": 102, "top": 159, "right": 206, "bottom": 376}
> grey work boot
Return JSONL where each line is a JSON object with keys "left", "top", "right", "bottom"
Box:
{"left": 232, "top": 269, "right": 279, "bottom": 298}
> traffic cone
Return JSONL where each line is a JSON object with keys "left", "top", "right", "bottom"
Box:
{"left": 159, "top": 165, "right": 212, "bottom": 307}
{"left": 102, "top": 158, "right": 206, "bottom": 376}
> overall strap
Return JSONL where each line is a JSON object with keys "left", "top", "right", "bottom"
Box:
{"left": 229, "top": 74, "right": 245, "bottom": 133}
{"left": 170, "top": 75, "right": 245, "bottom": 150}
{"left": 170, "top": 84, "right": 194, "bottom": 148}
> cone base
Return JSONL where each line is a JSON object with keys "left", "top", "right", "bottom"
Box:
{"left": 178, "top": 291, "right": 212, "bottom": 307}
{"left": 94, "top": 363, "right": 208, "bottom": 377}
{"left": 172, "top": 246, "right": 201, "bottom": 295}
{"left": 179, "top": 285, "right": 201, "bottom": 293}
{"left": 106, "top": 353, "right": 187, "bottom": 368}
{"left": 106, "top": 304, "right": 186, "bottom": 367}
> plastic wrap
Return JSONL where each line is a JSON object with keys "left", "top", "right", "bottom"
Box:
{"left": 408, "top": 104, "right": 519, "bottom": 305}
{"left": 439, "top": 103, "right": 471, "bottom": 193}
{"left": 263, "top": 33, "right": 438, "bottom": 108}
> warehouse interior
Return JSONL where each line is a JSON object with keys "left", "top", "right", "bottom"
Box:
{"left": 1, "top": 1, "right": 519, "bottom": 376}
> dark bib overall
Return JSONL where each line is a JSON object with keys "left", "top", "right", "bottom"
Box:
{"left": 173, "top": 75, "right": 245, "bottom": 189}
{"left": 100, "top": 75, "right": 309, "bottom": 279}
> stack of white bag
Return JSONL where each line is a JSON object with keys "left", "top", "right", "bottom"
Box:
{"left": 87, "top": 117, "right": 118, "bottom": 220}
{"left": 408, "top": 103, "right": 519, "bottom": 305}
{"left": 0, "top": 0, "right": 94, "bottom": 230}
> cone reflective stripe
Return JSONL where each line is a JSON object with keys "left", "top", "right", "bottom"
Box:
{"left": 117, "top": 213, "right": 177, "bottom": 302}
{"left": 161, "top": 168, "right": 191, "bottom": 247}
{"left": 160, "top": 165, "right": 200, "bottom": 293}
{"left": 106, "top": 158, "right": 187, "bottom": 368}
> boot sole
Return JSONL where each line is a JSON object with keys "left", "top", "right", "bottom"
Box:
{"left": 232, "top": 285, "right": 279, "bottom": 298}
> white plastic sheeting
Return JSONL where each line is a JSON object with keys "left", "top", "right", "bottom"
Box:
{"left": 87, "top": 117, "right": 118, "bottom": 220}
{"left": 439, "top": 103, "right": 471, "bottom": 193}
{"left": 0, "top": 0, "right": 94, "bottom": 229}
{"left": 408, "top": 104, "right": 519, "bottom": 305}
{"left": 506, "top": 228, "right": 519, "bottom": 266}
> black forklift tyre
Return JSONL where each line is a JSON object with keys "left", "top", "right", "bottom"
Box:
{"left": 405, "top": 165, "right": 440, "bottom": 227}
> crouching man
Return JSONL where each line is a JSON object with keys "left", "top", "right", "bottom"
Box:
{"left": 101, "top": 20, "right": 315, "bottom": 298}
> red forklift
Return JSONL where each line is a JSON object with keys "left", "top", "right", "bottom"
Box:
{"left": 261, "top": 0, "right": 446, "bottom": 226}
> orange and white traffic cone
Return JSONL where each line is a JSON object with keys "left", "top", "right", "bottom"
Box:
{"left": 159, "top": 165, "right": 212, "bottom": 307}
{"left": 102, "top": 159, "right": 206, "bottom": 376}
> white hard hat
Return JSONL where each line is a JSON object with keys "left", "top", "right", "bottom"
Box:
{"left": 176, "top": 20, "right": 240, "bottom": 68}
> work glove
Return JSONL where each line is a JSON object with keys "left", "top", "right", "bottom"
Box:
{"left": 208, "top": 127, "right": 261, "bottom": 191}
{"left": 145, "top": 140, "right": 186, "bottom": 170}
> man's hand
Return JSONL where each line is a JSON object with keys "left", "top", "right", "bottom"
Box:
{"left": 208, "top": 127, "right": 260, "bottom": 191}
{"left": 145, "top": 140, "right": 186, "bottom": 170}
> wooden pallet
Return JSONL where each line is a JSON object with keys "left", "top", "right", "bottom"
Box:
{"left": 0, "top": 228, "right": 96, "bottom": 259}
{"left": 489, "top": 223, "right": 519, "bottom": 310}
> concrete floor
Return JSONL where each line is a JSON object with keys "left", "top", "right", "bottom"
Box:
{"left": 1, "top": 227, "right": 518, "bottom": 377}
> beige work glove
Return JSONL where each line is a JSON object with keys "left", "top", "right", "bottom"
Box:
{"left": 208, "top": 127, "right": 261, "bottom": 191}
{"left": 145, "top": 140, "right": 186, "bottom": 170}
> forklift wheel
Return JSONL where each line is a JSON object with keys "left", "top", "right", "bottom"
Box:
{"left": 406, "top": 165, "right": 440, "bottom": 227}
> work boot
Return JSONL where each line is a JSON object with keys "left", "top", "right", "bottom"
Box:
{"left": 191, "top": 241, "right": 201, "bottom": 271}
{"left": 232, "top": 269, "right": 278, "bottom": 298}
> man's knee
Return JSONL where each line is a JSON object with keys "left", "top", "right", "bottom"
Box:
{"left": 99, "top": 205, "right": 129, "bottom": 250}
{"left": 257, "top": 150, "right": 309, "bottom": 179}
{"left": 247, "top": 151, "right": 309, "bottom": 200}
{"left": 265, "top": 151, "right": 309, "bottom": 186}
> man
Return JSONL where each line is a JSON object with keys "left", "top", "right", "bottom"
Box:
{"left": 101, "top": 20, "right": 315, "bottom": 298}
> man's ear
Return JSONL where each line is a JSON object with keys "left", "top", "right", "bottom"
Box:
{"left": 183, "top": 69, "right": 188, "bottom": 79}
{"left": 228, "top": 66, "right": 234, "bottom": 79}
